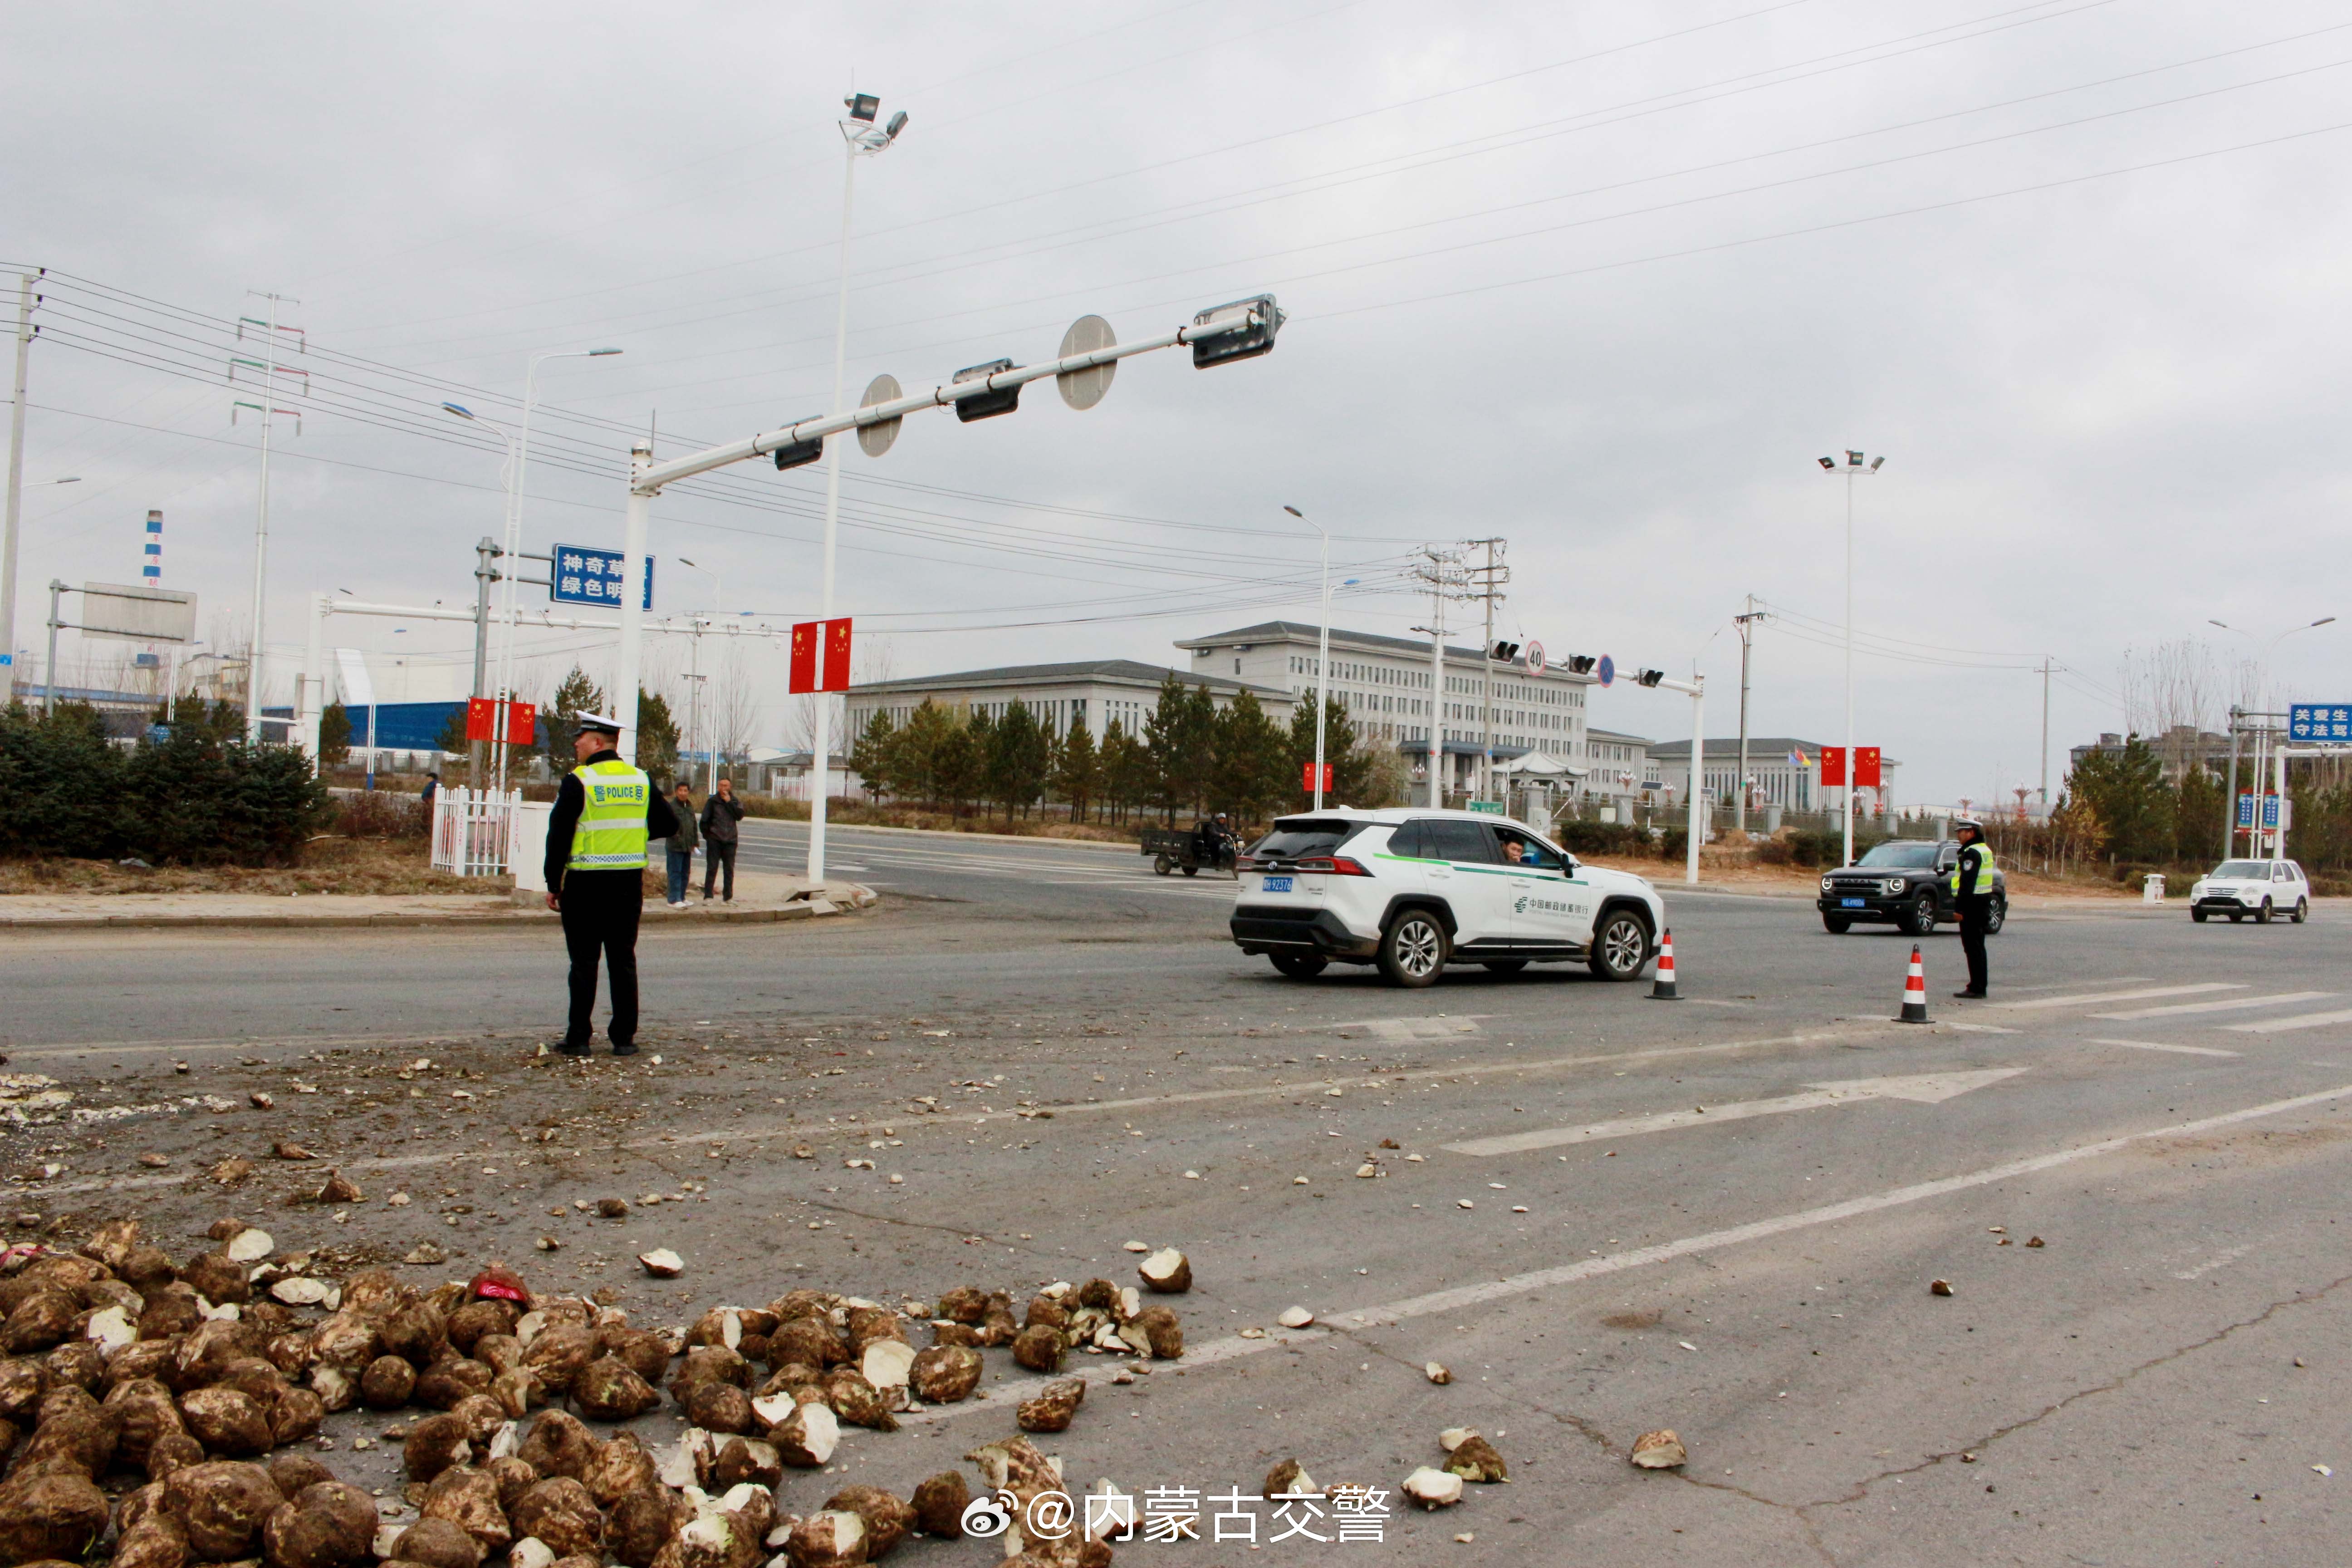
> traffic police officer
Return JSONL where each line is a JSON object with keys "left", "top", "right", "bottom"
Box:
{"left": 1949, "top": 818, "right": 1994, "bottom": 999}
{"left": 544, "top": 713, "right": 678, "bottom": 1056}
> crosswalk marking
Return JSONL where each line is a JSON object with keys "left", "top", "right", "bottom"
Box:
{"left": 1989, "top": 983, "right": 2243, "bottom": 1011}
{"left": 2091, "top": 991, "right": 2335, "bottom": 1021}
{"left": 2092, "top": 1038, "right": 2242, "bottom": 1058}
{"left": 2225, "top": 1008, "right": 2352, "bottom": 1035}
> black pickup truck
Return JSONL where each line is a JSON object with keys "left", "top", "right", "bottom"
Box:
{"left": 1817, "top": 838, "right": 2007, "bottom": 936}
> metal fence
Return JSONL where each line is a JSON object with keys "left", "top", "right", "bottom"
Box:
{"left": 430, "top": 787, "right": 522, "bottom": 878}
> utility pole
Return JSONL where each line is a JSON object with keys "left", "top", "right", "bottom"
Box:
{"left": 2039, "top": 655, "right": 2052, "bottom": 809}
{"left": 470, "top": 537, "right": 497, "bottom": 788}
{"left": 2224, "top": 706, "right": 2240, "bottom": 860}
{"left": 1410, "top": 545, "right": 1469, "bottom": 808}
{"left": 231, "top": 294, "right": 304, "bottom": 741}
{"left": 1733, "top": 598, "right": 1767, "bottom": 833}
{"left": 1465, "top": 538, "right": 1508, "bottom": 805}
{"left": 1, "top": 271, "right": 39, "bottom": 707}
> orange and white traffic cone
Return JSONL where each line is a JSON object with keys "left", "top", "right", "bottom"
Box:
{"left": 1648, "top": 928, "right": 1680, "bottom": 1001}
{"left": 1898, "top": 944, "right": 1930, "bottom": 1024}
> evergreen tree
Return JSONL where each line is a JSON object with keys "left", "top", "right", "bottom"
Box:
{"left": 983, "top": 701, "right": 1051, "bottom": 823}
{"left": 850, "top": 710, "right": 896, "bottom": 802}
{"left": 433, "top": 706, "right": 470, "bottom": 758}
{"left": 1050, "top": 721, "right": 1098, "bottom": 822}
{"left": 2065, "top": 734, "right": 2171, "bottom": 862}
{"left": 1210, "top": 688, "right": 1289, "bottom": 827}
{"left": 896, "top": 699, "right": 957, "bottom": 806}
{"left": 541, "top": 668, "right": 606, "bottom": 776}
{"left": 634, "top": 687, "right": 681, "bottom": 784}
{"left": 1285, "top": 693, "right": 1362, "bottom": 808}
{"left": 316, "top": 702, "right": 353, "bottom": 766}
{"left": 1100, "top": 718, "right": 1143, "bottom": 823}
{"left": 933, "top": 712, "right": 983, "bottom": 814}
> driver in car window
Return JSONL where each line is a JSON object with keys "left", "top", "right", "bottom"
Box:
{"left": 1503, "top": 839, "right": 1525, "bottom": 864}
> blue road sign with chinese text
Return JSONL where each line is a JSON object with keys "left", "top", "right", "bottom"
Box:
{"left": 2288, "top": 703, "right": 2350, "bottom": 742}
{"left": 551, "top": 545, "right": 652, "bottom": 611}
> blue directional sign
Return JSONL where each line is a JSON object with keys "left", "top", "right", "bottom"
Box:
{"left": 551, "top": 545, "right": 652, "bottom": 611}
{"left": 2288, "top": 702, "right": 2351, "bottom": 742}
{"left": 2238, "top": 794, "right": 2282, "bottom": 828}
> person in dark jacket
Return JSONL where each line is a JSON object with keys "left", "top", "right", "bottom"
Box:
{"left": 420, "top": 773, "right": 439, "bottom": 808}
{"left": 664, "top": 783, "right": 698, "bottom": 908}
{"left": 701, "top": 777, "right": 745, "bottom": 902}
{"left": 544, "top": 714, "right": 678, "bottom": 1057}
{"left": 1950, "top": 818, "right": 1995, "bottom": 999}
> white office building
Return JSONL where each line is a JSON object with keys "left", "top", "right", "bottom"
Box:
{"left": 1175, "top": 620, "right": 1595, "bottom": 794}
{"left": 843, "top": 658, "right": 1290, "bottom": 745}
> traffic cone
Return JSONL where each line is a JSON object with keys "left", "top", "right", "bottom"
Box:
{"left": 1648, "top": 928, "right": 1680, "bottom": 1001}
{"left": 1898, "top": 944, "right": 1930, "bottom": 1024}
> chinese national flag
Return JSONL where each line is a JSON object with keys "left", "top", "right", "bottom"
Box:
{"left": 1819, "top": 745, "right": 1846, "bottom": 787}
{"left": 466, "top": 697, "right": 537, "bottom": 745}
{"left": 1854, "top": 746, "right": 1882, "bottom": 789}
{"left": 789, "top": 618, "right": 854, "bottom": 694}
{"left": 1303, "top": 761, "right": 1333, "bottom": 793}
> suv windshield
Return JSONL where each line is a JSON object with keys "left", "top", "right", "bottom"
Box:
{"left": 2212, "top": 860, "right": 2267, "bottom": 878}
{"left": 1249, "top": 820, "right": 1368, "bottom": 860}
{"left": 1857, "top": 842, "right": 1942, "bottom": 868}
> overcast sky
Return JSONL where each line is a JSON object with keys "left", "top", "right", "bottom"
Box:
{"left": 6, "top": 0, "right": 2348, "bottom": 803}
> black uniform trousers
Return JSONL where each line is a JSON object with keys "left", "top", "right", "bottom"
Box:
{"left": 559, "top": 869, "right": 644, "bottom": 1047}
{"left": 702, "top": 840, "right": 737, "bottom": 901}
{"left": 1956, "top": 894, "right": 1991, "bottom": 996}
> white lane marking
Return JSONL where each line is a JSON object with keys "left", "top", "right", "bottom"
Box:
{"left": 1989, "top": 983, "right": 2244, "bottom": 1011}
{"left": 1944, "top": 1022, "right": 2022, "bottom": 1034}
{"left": 2173, "top": 1244, "right": 2253, "bottom": 1280}
{"left": 902, "top": 1082, "right": 2352, "bottom": 1425}
{"left": 2091, "top": 991, "right": 2334, "bottom": 1021}
{"left": 2092, "top": 1038, "right": 2243, "bottom": 1058}
{"left": 1443, "top": 1069, "right": 2027, "bottom": 1156}
{"left": 2226, "top": 1008, "right": 2352, "bottom": 1035}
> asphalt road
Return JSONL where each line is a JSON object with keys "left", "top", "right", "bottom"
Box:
{"left": 3, "top": 833, "right": 2347, "bottom": 1565}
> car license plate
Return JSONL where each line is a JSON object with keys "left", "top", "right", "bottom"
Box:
{"left": 1262, "top": 876, "right": 1294, "bottom": 893}
{"left": 1841, "top": 897, "right": 1867, "bottom": 908}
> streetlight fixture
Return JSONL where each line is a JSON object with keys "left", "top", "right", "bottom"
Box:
{"left": 442, "top": 401, "right": 522, "bottom": 789}
{"left": 805, "top": 93, "right": 910, "bottom": 887}
{"left": 1818, "top": 448, "right": 1884, "bottom": 868}
{"left": 678, "top": 556, "right": 722, "bottom": 793}
{"left": 1283, "top": 504, "right": 1338, "bottom": 811}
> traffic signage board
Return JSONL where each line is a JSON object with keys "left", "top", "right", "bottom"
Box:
{"left": 2289, "top": 703, "right": 2351, "bottom": 741}
{"left": 1522, "top": 639, "right": 1544, "bottom": 673}
{"left": 2237, "top": 794, "right": 2282, "bottom": 828}
{"left": 551, "top": 545, "right": 652, "bottom": 610}
{"left": 1596, "top": 654, "right": 1615, "bottom": 688}
{"left": 1468, "top": 800, "right": 1504, "bottom": 814}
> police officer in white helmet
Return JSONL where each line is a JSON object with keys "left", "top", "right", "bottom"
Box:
{"left": 544, "top": 714, "right": 679, "bottom": 1055}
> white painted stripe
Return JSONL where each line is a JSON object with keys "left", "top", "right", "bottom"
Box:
{"left": 1989, "top": 983, "right": 2243, "bottom": 1011}
{"left": 2226, "top": 1008, "right": 2352, "bottom": 1035}
{"left": 1444, "top": 1068, "right": 2026, "bottom": 1156}
{"left": 1943, "top": 1022, "right": 2022, "bottom": 1034}
{"left": 900, "top": 1082, "right": 2352, "bottom": 1424}
{"left": 2092, "top": 1038, "right": 2243, "bottom": 1058}
{"left": 2091, "top": 991, "right": 2333, "bottom": 1021}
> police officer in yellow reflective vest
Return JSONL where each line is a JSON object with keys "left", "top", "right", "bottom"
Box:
{"left": 544, "top": 713, "right": 678, "bottom": 1056}
{"left": 1949, "top": 818, "right": 1994, "bottom": 1000}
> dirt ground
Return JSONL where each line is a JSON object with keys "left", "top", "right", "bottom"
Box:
{"left": 0, "top": 837, "right": 498, "bottom": 898}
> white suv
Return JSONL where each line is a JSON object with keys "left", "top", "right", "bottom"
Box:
{"left": 2190, "top": 858, "right": 2311, "bottom": 924}
{"left": 1228, "top": 808, "right": 1668, "bottom": 987}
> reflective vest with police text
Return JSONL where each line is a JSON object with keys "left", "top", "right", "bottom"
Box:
{"left": 1949, "top": 841, "right": 1991, "bottom": 900}
{"left": 568, "top": 759, "right": 652, "bottom": 872}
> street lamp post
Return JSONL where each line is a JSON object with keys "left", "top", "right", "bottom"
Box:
{"left": 440, "top": 404, "right": 515, "bottom": 789}
{"left": 1283, "top": 505, "right": 1334, "bottom": 810}
{"left": 494, "top": 348, "right": 619, "bottom": 789}
{"left": 679, "top": 557, "right": 722, "bottom": 794}
{"left": 2210, "top": 614, "right": 2336, "bottom": 856}
{"left": 806, "top": 93, "right": 910, "bottom": 889}
{"left": 1818, "top": 450, "right": 1884, "bottom": 867}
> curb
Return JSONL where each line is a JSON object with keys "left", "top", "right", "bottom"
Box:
{"left": 0, "top": 885, "right": 879, "bottom": 933}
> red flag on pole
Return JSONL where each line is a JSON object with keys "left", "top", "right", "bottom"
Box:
{"left": 1854, "top": 746, "right": 1882, "bottom": 789}
{"left": 466, "top": 697, "right": 538, "bottom": 745}
{"left": 788, "top": 622, "right": 817, "bottom": 694}
{"left": 1302, "top": 761, "right": 1332, "bottom": 793}
{"left": 1820, "top": 746, "right": 1847, "bottom": 787}
{"left": 822, "top": 617, "right": 853, "bottom": 692}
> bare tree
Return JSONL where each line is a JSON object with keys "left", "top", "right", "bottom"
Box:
{"left": 2119, "top": 638, "right": 2225, "bottom": 777}
{"left": 711, "top": 641, "right": 758, "bottom": 773}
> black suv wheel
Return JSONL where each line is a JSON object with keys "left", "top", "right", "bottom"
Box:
{"left": 1271, "top": 953, "right": 1327, "bottom": 979}
{"left": 1588, "top": 908, "right": 1652, "bottom": 982}
{"left": 1901, "top": 889, "right": 1939, "bottom": 937}
{"left": 1378, "top": 911, "right": 1448, "bottom": 988}
{"left": 1984, "top": 895, "right": 2007, "bottom": 936}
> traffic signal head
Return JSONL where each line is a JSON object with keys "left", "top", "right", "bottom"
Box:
{"left": 1191, "top": 294, "right": 1285, "bottom": 368}
{"left": 1490, "top": 640, "right": 1520, "bottom": 663}
{"left": 771, "top": 418, "right": 824, "bottom": 471}
{"left": 1636, "top": 669, "right": 1666, "bottom": 687}
{"left": 951, "top": 359, "right": 1022, "bottom": 423}
{"left": 1563, "top": 655, "right": 1597, "bottom": 675}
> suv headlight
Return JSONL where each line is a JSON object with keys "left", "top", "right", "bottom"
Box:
{"left": 1883, "top": 878, "right": 1906, "bottom": 896}
{"left": 1820, "top": 876, "right": 1834, "bottom": 894}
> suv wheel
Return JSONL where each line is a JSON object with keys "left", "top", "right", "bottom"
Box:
{"left": 2191, "top": 907, "right": 2208, "bottom": 923}
{"left": 1378, "top": 911, "right": 1448, "bottom": 988}
{"left": 1822, "top": 914, "right": 1852, "bottom": 934}
{"left": 2293, "top": 897, "right": 2309, "bottom": 924}
{"left": 1984, "top": 896, "right": 2007, "bottom": 936}
{"left": 1901, "top": 890, "right": 1938, "bottom": 937}
{"left": 2257, "top": 898, "right": 2274, "bottom": 925}
{"left": 1271, "top": 953, "right": 1327, "bottom": 979}
{"left": 1588, "top": 908, "right": 1652, "bottom": 982}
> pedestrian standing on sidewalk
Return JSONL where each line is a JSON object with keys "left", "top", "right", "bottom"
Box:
{"left": 1950, "top": 818, "right": 1995, "bottom": 999}
{"left": 665, "top": 782, "right": 699, "bottom": 908}
{"left": 701, "top": 776, "right": 745, "bottom": 902}
{"left": 544, "top": 714, "right": 678, "bottom": 1058}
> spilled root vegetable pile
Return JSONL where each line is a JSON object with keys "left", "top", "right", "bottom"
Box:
{"left": 0, "top": 1218, "right": 1205, "bottom": 1568}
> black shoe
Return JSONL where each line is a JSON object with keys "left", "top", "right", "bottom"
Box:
{"left": 557, "top": 1041, "right": 591, "bottom": 1057}
{"left": 611, "top": 1042, "right": 639, "bottom": 1057}
{"left": 1952, "top": 989, "right": 1986, "bottom": 1000}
